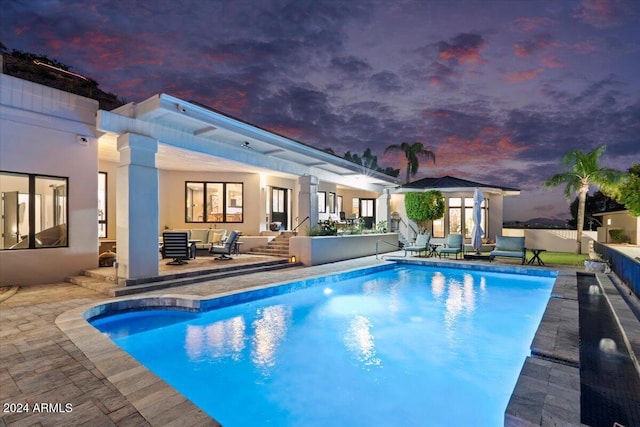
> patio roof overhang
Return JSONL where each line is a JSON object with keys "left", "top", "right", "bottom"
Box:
{"left": 96, "top": 93, "right": 402, "bottom": 193}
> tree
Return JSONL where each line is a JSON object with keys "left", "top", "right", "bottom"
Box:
{"left": 617, "top": 163, "right": 640, "bottom": 217}
{"left": 384, "top": 141, "right": 436, "bottom": 183}
{"left": 543, "top": 145, "right": 624, "bottom": 253}
{"left": 405, "top": 191, "right": 445, "bottom": 233}
{"left": 344, "top": 148, "right": 400, "bottom": 178}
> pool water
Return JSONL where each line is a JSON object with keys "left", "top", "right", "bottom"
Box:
{"left": 91, "top": 265, "right": 555, "bottom": 426}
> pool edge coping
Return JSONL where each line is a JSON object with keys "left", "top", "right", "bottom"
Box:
{"left": 56, "top": 259, "right": 637, "bottom": 426}
{"left": 55, "top": 261, "right": 397, "bottom": 426}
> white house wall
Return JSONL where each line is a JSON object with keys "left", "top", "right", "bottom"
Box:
{"left": 0, "top": 74, "right": 99, "bottom": 285}
{"left": 389, "top": 191, "right": 505, "bottom": 242}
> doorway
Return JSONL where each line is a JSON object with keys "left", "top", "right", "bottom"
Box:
{"left": 359, "top": 198, "right": 375, "bottom": 229}
{"left": 270, "top": 187, "right": 288, "bottom": 231}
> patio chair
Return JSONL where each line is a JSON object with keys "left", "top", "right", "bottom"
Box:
{"left": 404, "top": 233, "right": 431, "bottom": 257}
{"left": 162, "top": 231, "right": 190, "bottom": 265}
{"left": 436, "top": 234, "right": 463, "bottom": 259}
{"left": 209, "top": 230, "right": 241, "bottom": 260}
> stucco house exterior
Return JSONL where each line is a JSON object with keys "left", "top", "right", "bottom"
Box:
{"left": 1, "top": 67, "right": 518, "bottom": 286}
{"left": 391, "top": 176, "right": 520, "bottom": 243}
{"left": 0, "top": 70, "right": 403, "bottom": 285}
{"left": 593, "top": 209, "right": 639, "bottom": 245}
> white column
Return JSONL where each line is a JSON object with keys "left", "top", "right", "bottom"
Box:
{"left": 116, "top": 133, "right": 159, "bottom": 280}
{"left": 377, "top": 189, "right": 391, "bottom": 231}
{"left": 298, "top": 175, "right": 318, "bottom": 231}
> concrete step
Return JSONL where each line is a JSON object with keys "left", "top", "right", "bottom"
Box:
{"left": 110, "top": 261, "right": 302, "bottom": 297}
{"left": 68, "top": 275, "right": 117, "bottom": 295}
{"left": 249, "top": 249, "right": 289, "bottom": 254}
{"left": 70, "top": 259, "right": 301, "bottom": 297}
{"left": 250, "top": 245, "right": 289, "bottom": 252}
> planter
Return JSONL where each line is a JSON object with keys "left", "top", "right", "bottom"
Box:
{"left": 584, "top": 260, "right": 608, "bottom": 273}
{"left": 289, "top": 233, "right": 399, "bottom": 266}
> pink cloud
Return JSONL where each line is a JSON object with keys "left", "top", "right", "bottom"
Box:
{"left": 513, "top": 35, "right": 557, "bottom": 58}
{"left": 542, "top": 55, "right": 566, "bottom": 68}
{"left": 437, "top": 34, "right": 486, "bottom": 66}
{"left": 503, "top": 68, "right": 543, "bottom": 83}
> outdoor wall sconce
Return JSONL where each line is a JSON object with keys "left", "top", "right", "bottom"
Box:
{"left": 289, "top": 255, "right": 297, "bottom": 263}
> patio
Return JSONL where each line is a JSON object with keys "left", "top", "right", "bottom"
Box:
{"left": 1, "top": 254, "right": 639, "bottom": 426}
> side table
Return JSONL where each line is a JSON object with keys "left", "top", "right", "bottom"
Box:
{"left": 527, "top": 248, "right": 546, "bottom": 266}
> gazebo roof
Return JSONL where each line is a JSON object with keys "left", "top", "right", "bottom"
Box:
{"left": 397, "top": 175, "right": 520, "bottom": 195}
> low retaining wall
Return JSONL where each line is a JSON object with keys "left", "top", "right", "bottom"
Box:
{"left": 593, "top": 241, "right": 640, "bottom": 297}
{"left": 289, "top": 233, "right": 399, "bottom": 266}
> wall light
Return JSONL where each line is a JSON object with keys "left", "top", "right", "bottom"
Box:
{"left": 289, "top": 255, "right": 297, "bottom": 263}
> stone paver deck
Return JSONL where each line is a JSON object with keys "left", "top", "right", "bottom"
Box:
{"left": 2, "top": 253, "right": 638, "bottom": 426}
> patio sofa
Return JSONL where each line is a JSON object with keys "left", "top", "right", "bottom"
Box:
{"left": 169, "top": 228, "right": 227, "bottom": 250}
{"left": 489, "top": 236, "right": 526, "bottom": 264}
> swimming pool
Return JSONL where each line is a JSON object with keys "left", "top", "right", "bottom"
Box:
{"left": 91, "top": 264, "right": 556, "bottom": 426}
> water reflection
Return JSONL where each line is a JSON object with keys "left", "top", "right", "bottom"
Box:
{"left": 344, "top": 315, "right": 381, "bottom": 367}
{"left": 441, "top": 273, "right": 478, "bottom": 329}
{"left": 185, "top": 316, "right": 246, "bottom": 361}
{"left": 251, "top": 305, "right": 291, "bottom": 370}
{"left": 431, "top": 272, "right": 446, "bottom": 299}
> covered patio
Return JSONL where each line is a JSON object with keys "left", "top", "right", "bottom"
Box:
{"left": 96, "top": 93, "right": 401, "bottom": 283}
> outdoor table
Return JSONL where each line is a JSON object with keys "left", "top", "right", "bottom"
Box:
{"left": 527, "top": 248, "right": 546, "bottom": 266}
{"left": 427, "top": 243, "right": 440, "bottom": 258}
{"left": 233, "top": 241, "right": 243, "bottom": 255}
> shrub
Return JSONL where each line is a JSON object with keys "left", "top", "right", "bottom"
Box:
{"left": 405, "top": 191, "right": 445, "bottom": 233}
{"left": 608, "top": 229, "right": 630, "bottom": 243}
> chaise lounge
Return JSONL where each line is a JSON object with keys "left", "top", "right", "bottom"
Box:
{"left": 404, "top": 233, "right": 431, "bottom": 257}
{"left": 436, "top": 234, "right": 463, "bottom": 259}
{"left": 489, "top": 236, "right": 526, "bottom": 264}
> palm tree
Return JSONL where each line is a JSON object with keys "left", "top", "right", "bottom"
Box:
{"left": 543, "top": 145, "right": 624, "bottom": 254}
{"left": 384, "top": 141, "right": 436, "bottom": 183}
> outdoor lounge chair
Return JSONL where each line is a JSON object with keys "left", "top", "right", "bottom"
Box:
{"left": 404, "top": 233, "right": 431, "bottom": 257}
{"left": 209, "top": 230, "right": 241, "bottom": 260}
{"left": 436, "top": 234, "right": 463, "bottom": 259}
{"left": 489, "top": 236, "right": 526, "bottom": 264}
{"left": 162, "top": 231, "right": 190, "bottom": 265}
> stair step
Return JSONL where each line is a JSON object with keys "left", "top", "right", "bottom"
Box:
{"left": 68, "top": 275, "right": 117, "bottom": 294}
{"left": 70, "top": 259, "right": 302, "bottom": 296}
{"left": 111, "top": 262, "right": 302, "bottom": 297}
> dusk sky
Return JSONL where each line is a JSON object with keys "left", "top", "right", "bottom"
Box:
{"left": 2, "top": 0, "right": 639, "bottom": 221}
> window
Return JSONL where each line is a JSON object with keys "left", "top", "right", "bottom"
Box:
{"left": 432, "top": 218, "right": 445, "bottom": 238}
{"left": 318, "top": 191, "right": 326, "bottom": 213}
{"left": 336, "top": 195, "right": 343, "bottom": 216}
{"left": 186, "top": 181, "right": 243, "bottom": 223}
{"left": 448, "top": 197, "right": 462, "bottom": 234}
{"left": 328, "top": 192, "right": 336, "bottom": 214}
{"left": 360, "top": 199, "right": 375, "bottom": 217}
{"left": 0, "top": 171, "right": 68, "bottom": 250}
{"left": 98, "top": 172, "right": 107, "bottom": 238}
{"left": 464, "top": 197, "right": 474, "bottom": 238}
